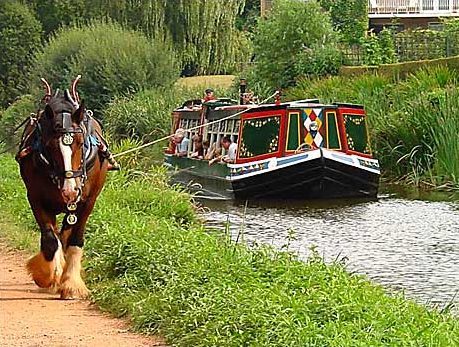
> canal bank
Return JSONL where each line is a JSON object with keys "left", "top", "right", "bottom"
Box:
{"left": 0, "top": 154, "right": 458, "bottom": 346}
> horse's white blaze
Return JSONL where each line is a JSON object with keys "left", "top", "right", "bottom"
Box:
{"left": 59, "top": 138, "right": 77, "bottom": 192}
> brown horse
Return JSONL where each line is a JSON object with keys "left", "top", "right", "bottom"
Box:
{"left": 16, "top": 77, "right": 109, "bottom": 299}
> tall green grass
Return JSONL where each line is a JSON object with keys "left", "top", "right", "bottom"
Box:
{"left": 0, "top": 154, "right": 458, "bottom": 346}
{"left": 288, "top": 66, "right": 459, "bottom": 189}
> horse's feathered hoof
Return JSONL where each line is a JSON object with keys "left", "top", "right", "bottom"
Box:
{"left": 26, "top": 251, "right": 64, "bottom": 289}
{"left": 59, "top": 276, "right": 89, "bottom": 300}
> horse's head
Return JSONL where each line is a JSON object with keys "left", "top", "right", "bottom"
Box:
{"left": 39, "top": 77, "right": 87, "bottom": 204}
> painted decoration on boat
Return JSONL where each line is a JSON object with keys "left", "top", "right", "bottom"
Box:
{"left": 239, "top": 116, "right": 281, "bottom": 158}
{"left": 343, "top": 114, "right": 370, "bottom": 154}
{"left": 302, "top": 108, "right": 325, "bottom": 148}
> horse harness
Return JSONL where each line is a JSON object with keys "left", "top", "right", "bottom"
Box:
{"left": 17, "top": 107, "right": 106, "bottom": 225}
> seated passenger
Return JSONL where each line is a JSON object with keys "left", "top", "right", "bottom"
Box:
{"left": 190, "top": 134, "right": 204, "bottom": 158}
{"left": 220, "top": 136, "right": 237, "bottom": 163}
{"left": 208, "top": 136, "right": 237, "bottom": 165}
{"left": 207, "top": 145, "right": 223, "bottom": 165}
{"left": 173, "top": 128, "right": 190, "bottom": 157}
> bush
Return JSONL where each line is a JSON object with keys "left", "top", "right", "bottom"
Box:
{"left": 0, "top": 1, "right": 42, "bottom": 107}
{"left": 32, "top": 21, "right": 178, "bottom": 116}
{"left": 252, "top": 0, "right": 340, "bottom": 88}
{"left": 0, "top": 95, "right": 37, "bottom": 149}
{"left": 340, "top": 54, "right": 459, "bottom": 79}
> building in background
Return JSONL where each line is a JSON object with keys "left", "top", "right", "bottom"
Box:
{"left": 261, "top": 0, "right": 459, "bottom": 31}
{"left": 369, "top": 0, "right": 459, "bottom": 31}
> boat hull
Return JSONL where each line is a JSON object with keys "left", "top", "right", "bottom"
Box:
{"left": 165, "top": 149, "right": 380, "bottom": 200}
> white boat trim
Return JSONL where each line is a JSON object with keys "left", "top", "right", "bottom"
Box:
{"left": 226, "top": 149, "right": 380, "bottom": 181}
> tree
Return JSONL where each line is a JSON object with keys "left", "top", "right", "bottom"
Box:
{"left": 23, "top": 0, "right": 86, "bottom": 36}
{"left": 320, "top": 0, "right": 368, "bottom": 44}
{"left": 32, "top": 21, "right": 178, "bottom": 116}
{"left": 252, "top": 0, "right": 340, "bottom": 88}
{"left": 84, "top": 0, "right": 251, "bottom": 75}
{"left": 0, "top": 1, "right": 42, "bottom": 107}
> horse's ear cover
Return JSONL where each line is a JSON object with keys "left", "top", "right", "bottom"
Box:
{"left": 72, "top": 100, "right": 85, "bottom": 124}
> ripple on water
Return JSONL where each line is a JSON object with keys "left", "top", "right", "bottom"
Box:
{"left": 203, "top": 197, "right": 459, "bottom": 309}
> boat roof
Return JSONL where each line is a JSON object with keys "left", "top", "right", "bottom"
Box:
{"left": 174, "top": 98, "right": 364, "bottom": 115}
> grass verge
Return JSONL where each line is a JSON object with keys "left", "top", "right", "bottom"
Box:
{"left": 0, "top": 154, "right": 458, "bottom": 346}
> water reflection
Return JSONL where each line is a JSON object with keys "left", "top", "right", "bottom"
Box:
{"left": 200, "top": 194, "right": 459, "bottom": 310}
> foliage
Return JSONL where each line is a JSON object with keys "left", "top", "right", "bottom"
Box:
{"left": 104, "top": 85, "right": 234, "bottom": 143}
{"left": 23, "top": 0, "right": 85, "bottom": 35}
{"left": 236, "top": 0, "right": 260, "bottom": 34}
{"left": 320, "top": 0, "right": 368, "bottom": 44}
{"left": 252, "top": 0, "right": 340, "bottom": 88}
{"left": 288, "top": 66, "right": 459, "bottom": 188}
{"left": 0, "top": 153, "right": 458, "bottom": 346}
{"left": 395, "top": 29, "right": 446, "bottom": 62}
{"left": 360, "top": 32, "right": 382, "bottom": 66}
{"left": 378, "top": 28, "right": 397, "bottom": 64}
{"left": 32, "top": 21, "right": 178, "bottom": 116}
{"left": 88, "top": 0, "right": 251, "bottom": 75}
{"left": 340, "top": 54, "right": 459, "bottom": 78}
{"left": 0, "top": 1, "right": 42, "bottom": 107}
{"left": 0, "top": 95, "right": 36, "bottom": 149}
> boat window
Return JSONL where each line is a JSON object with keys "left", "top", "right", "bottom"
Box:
{"left": 326, "top": 111, "right": 341, "bottom": 150}
{"left": 343, "top": 114, "right": 370, "bottom": 154}
{"left": 286, "top": 112, "right": 301, "bottom": 152}
{"left": 239, "top": 115, "right": 281, "bottom": 158}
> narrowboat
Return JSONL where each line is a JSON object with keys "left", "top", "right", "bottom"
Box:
{"left": 164, "top": 90, "right": 380, "bottom": 200}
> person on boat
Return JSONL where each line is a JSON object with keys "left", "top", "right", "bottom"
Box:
{"left": 203, "top": 88, "right": 216, "bottom": 103}
{"left": 221, "top": 136, "right": 238, "bottom": 163}
{"left": 190, "top": 134, "right": 204, "bottom": 158}
{"left": 173, "top": 128, "right": 190, "bottom": 157}
{"left": 209, "top": 136, "right": 237, "bottom": 165}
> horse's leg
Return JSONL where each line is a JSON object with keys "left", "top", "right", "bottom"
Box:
{"left": 59, "top": 199, "right": 96, "bottom": 300}
{"left": 26, "top": 204, "right": 65, "bottom": 290}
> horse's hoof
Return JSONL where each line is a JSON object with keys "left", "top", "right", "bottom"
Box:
{"left": 26, "top": 252, "right": 53, "bottom": 288}
{"left": 59, "top": 277, "right": 89, "bottom": 300}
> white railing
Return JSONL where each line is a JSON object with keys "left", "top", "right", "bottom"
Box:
{"left": 369, "top": 0, "right": 459, "bottom": 14}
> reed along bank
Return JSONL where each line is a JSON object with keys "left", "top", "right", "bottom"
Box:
{"left": 0, "top": 154, "right": 458, "bottom": 346}
{"left": 287, "top": 66, "right": 459, "bottom": 191}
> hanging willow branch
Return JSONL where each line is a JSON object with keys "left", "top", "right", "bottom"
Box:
{"left": 85, "top": 0, "right": 251, "bottom": 74}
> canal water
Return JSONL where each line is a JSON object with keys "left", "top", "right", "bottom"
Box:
{"left": 200, "top": 188, "right": 459, "bottom": 311}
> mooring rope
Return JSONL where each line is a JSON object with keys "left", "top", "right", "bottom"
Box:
{"left": 112, "top": 91, "right": 280, "bottom": 158}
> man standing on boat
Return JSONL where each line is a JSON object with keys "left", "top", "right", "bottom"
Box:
{"left": 203, "top": 88, "right": 216, "bottom": 103}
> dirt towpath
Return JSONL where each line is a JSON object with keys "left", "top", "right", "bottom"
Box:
{"left": 0, "top": 246, "right": 166, "bottom": 347}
